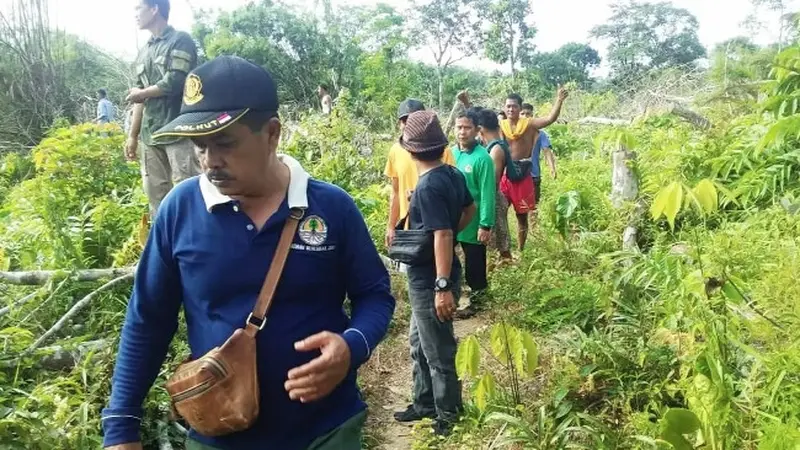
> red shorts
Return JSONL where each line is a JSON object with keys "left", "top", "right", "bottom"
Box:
{"left": 500, "top": 174, "right": 536, "bottom": 214}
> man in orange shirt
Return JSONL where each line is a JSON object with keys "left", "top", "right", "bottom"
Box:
{"left": 385, "top": 99, "right": 455, "bottom": 255}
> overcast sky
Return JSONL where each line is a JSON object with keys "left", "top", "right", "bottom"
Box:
{"left": 12, "top": 0, "right": 796, "bottom": 68}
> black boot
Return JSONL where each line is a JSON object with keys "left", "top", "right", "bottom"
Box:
{"left": 393, "top": 405, "right": 435, "bottom": 423}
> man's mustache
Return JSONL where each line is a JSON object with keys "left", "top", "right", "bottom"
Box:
{"left": 206, "top": 170, "right": 234, "bottom": 181}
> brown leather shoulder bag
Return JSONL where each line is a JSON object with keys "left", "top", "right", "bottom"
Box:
{"left": 164, "top": 208, "right": 305, "bottom": 436}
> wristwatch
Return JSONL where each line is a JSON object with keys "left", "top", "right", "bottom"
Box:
{"left": 435, "top": 277, "right": 453, "bottom": 292}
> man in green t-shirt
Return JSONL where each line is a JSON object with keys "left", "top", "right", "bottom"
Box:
{"left": 125, "top": 0, "right": 201, "bottom": 216}
{"left": 451, "top": 110, "right": 496, "bottom": 318}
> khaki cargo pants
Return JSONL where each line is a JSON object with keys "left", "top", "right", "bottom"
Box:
{"left": 140, "top": 139, "right": 201, "bottom": 215}
{"left": 185, "top": 410, "right": 367, "bottom": 449}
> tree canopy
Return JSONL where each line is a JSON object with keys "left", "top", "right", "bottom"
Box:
{"left": 591, "top": 1, "right": 706, "bottom": 82}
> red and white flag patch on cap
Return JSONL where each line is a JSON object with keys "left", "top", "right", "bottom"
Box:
{"left": 217, "top": 113, "right": 232, "bottom": 124}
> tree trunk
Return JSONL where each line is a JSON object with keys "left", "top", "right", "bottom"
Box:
{"left": 611, "top": 148, "right": 638, "bottom": 209}
{"left": 437, "top": 67, "right": 445, "bottom": 112}
{"left": 611, "top": 147, "right": 640, "bottom": 253}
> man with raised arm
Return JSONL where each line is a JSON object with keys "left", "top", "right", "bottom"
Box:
{"left": 521, "top": 103, "right": 557, "bottom": 212}
{"left": 499, "top": 88, "right": 567, "bottom": 253}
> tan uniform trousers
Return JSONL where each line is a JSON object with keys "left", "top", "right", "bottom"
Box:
{"left": 140, "top": 139, "right": 201, "bottom": 215}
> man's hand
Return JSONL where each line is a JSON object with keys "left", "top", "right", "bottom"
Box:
{"left": 105, "top": 443, "right": 143, "bottom": 450}
{"left": 478, "top": 228, "right": 491, "bottom": 244}
{"left": 557, "top": 86, "right": 569, "bottom": 103}
{"left": 385, "top": 227, "right": 395, "bottom": 247}
{"left": 285, "top": 331, "right": 351, "bottom": 403}
{"left": 457, "top": 90, "right": 470, "bottom": 105}
{"left": 435, "top": 290, "right": 457, "bottom": 322}
{"left": 125, "top": 137, "right": 138, "bottom": 162}
{"left": 126, "top": 88, "right": 147, "bottom": 104}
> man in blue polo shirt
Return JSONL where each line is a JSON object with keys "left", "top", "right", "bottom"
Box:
{"left": 102, "top": 56, "right": 395, "bottom": 450}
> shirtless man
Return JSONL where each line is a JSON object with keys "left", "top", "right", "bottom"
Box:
{"left": 500, "top": 88, "right": 567, "bottom": 252}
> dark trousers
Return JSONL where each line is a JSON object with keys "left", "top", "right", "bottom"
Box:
{"left": 408, "top": 283, "right": 463, "bottom": 424}
{"left": 461, "top": 242, "right": 488, "bottom": 292}
{"left": 533, "top": 176, "right": 542, "bottom": 204}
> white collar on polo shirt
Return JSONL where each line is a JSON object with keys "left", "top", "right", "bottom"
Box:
{"left": 199, "top": 153, "right": 310, "bottom": 212}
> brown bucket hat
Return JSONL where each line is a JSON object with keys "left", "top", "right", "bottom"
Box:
{"left": 399, "top": 110, "right": 448, "bottom": 154}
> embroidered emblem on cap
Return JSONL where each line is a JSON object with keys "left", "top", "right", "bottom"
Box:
{"left": 298, "top": 215, "right": 327, "bottom": 246}
{"left": 184, "top": 74, "right": 204, "bottom": 106}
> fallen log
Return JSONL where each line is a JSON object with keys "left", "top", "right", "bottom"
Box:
{"left": 670, "top": 105, "right": 712, "bottom": 130}
{"left": 0, "top": 339, "right": 110, "bottom": 370}
{"left": 575, "top": 117, "right": 630, "bottom": 126}
{"left": 0, "top": 267, "right": 136, "bottom": 286}
{"left": 19, "top": 275, "right": 72, "bottom": 322}
{"left": 23, "top": 273, "right": 134, "bottom": 356}
{"left": 0, "top": 290, "right": 40, "bottom": 318}
{"left": 1, "top": 254, "right": 396, "bottom": 287}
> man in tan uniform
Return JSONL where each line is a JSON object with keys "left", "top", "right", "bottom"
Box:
{"left": 124, "top": 0, "right": 201, "bottom": 216}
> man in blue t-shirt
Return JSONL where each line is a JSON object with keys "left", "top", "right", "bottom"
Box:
{"left": 101, "top": 56, "right": 395, "bottom": 450}
{"left": 521, "top": 103, "right": 557, "bottom": 208}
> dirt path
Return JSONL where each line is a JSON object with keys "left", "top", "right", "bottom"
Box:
{"left": 362, "top": 297, "right": 489, "bottom": 450}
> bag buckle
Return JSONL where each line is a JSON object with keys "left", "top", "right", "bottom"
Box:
{"left": 246, "top": 313, "right": 267, "bottom": 330}
{"left": 290, "top": 208, "right": 305, "bottom": 220}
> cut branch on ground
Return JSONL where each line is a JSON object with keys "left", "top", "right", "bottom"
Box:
{"left": 0, "top": 266, "right": 136, "bottom": 285}
{"left": 0, "top": 289, "right": 40, "bottom": 317}
{"left": 22, "top": 273, "right": 134, "bottom": 356}
{"left": 0, "top": 339, "right": 111, "bottom": 370}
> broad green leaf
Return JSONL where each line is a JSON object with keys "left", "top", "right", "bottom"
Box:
{"left": 660, "top": 429, "right": 693, "bottom": 450}
{"left": 490, "top": 323, "right": 524, "bottom": 373}
{"left": 664, "top": 408, "right": 702, "bottom": 434}
{"left": 520, "top": 330, "right": 539, "bottom": 376}
{"left": 650, "top": 186, "right": 668, "bottom": 221}
{"left": 474, "top": 373, "right": 496, "bottom": 412}
{"left": 721, "top": 281, "right": 745, "bottom": 304}
{"left": 692, "top": 179, "right": 718, "bottom": 215}
{"left": 508, "top": 326, "right": 525, "bottom": 376}
{"left": 555, "top": 400, "right": 573, "bottom": 419}
{"left": 0, "top": 247, "right": 9, "bottom": 271}
{"left": 490, "top": 323, "right": 509, "bottom": 364}
{"left": 137, "top": 213, "right": 150, "bottom": 247}
{"left": 664, "top": 182, "right": 684, "bottom": 229}
{"left": 682, "top": 269, "right": 705, "bottom": 299}
{"left": 652, "top": 182, "right": 683, "bottom": 229}
{"left": 455, "top": 335, "right": 480, "bottom": 379}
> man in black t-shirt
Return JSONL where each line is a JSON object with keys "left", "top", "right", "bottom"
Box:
{"left": 392, "top": 110, "right": 476, "bottom": 436}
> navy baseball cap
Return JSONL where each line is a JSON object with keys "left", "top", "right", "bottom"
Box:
{"left": 153, "top": 55, "right": 279, "bottom": 139}
{"left": 397, "top": 99, "right": 425, "bottom": 120}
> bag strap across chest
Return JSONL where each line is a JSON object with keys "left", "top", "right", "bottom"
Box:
{"left": 245, "top": 207, "right": 305, "bottom": 335}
